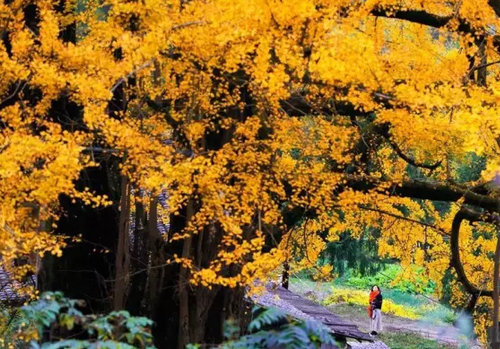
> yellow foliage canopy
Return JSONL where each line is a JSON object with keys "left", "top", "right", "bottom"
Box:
{"left": 3, "top": 0, "right": 500, "bottom": 342}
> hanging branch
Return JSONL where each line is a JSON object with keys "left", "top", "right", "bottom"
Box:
{"left": 450, "top": 208, "right": 495, "bottom": 298}
{"left": 376, "top": 123, "right": 442, "bottom": 170}
{"left": 384, "top": 136, "right": 442, "bottom": 170}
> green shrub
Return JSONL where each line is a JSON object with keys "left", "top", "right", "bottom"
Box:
{"left": 213, "top": 307, "right": 341, "bottom": 349}
{"left": 339, "top": 264, "right": 435, "bottom": 295}
{"left": 0, "top": 303, "right": 30, "bottom": 349}
{"left": 9, "top": 292, "right": 156, "bottom": 349}
{"left": 443, "top": 311, "right": 457, "bottom": 324}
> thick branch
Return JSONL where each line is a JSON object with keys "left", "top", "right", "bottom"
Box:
{"left": 371, "top": 7, "right": 451, "bottom": 28}
{"left": 489, "top": 0, "right": 500, "bottom": 18}
{"left": 346, "top": 176, "right": 499, "bottom": 212}
{"left": 370, "top": 4, "right": 500, "bottom": 58}
{"left": 370, "top": 7, "right": 473, "bottom": 35}
{"left": 450, "top": 208, "right": 495, "bottom": 297}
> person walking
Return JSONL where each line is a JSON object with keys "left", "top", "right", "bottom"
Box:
{"left": 368, "top": 285, "right": 383, "bottom": 336}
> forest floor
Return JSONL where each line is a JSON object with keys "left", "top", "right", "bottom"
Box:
{"left": 289, "top": 280, "right": 483, "bottom": 349}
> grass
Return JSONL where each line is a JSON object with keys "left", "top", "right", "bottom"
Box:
{"left": 329, "top": 303, "right": 366, "bottom": 318}
{"left": 375, "top": 332, "right": 458, "bottom": 349}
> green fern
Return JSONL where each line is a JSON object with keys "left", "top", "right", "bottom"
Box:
{"left": 16, "top": 292, "right": 156, "bottom": 349}
{"left": 247, "top": 306, "right": 289, "bottom": 331}
{"left": 217, "top": 306, "right": 340, "bottom": 349}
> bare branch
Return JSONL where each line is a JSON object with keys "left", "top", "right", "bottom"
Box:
{"left": 82, "top": 147, "right": 119, "bottom": 153}
{"left": 171, "top": 21, "right": 206, "bottom": 31}
{"left": 0, "top": 78, "right": 30, "bottom": 107}
{"left": 110, "top": 61, "right": 153, "bottom": 93}
{"left": 470, "top": 59, "right": 500, "bottom": 73}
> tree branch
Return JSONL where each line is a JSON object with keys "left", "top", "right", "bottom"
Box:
{"left": 371, "top": 7, "right": 451, "bottom": 27}
{"left": 450, "top": 207, "right": 496, "bottom": 297}
{"left": 370, "top": 6, "right": 472, "bottom": 34}
{"left": 383, "top": 133, "right": 442, "bottom": 170}
{"left": 345, "top": 175, "right": 499, "bottom": 212}
{"left": 0, "top": 78, "right": 30, "bottom": 108}
{"left": 489, "top": 0, "right": 500, "bottom": 18}
{"left": 359, "top": 205, "right": 448, "bottom": 236}
{"left": 110, "top": 61, "right": 153, "bottom": 93}
{"left": 469, "top": 59, "right": 500, "bottom": 73}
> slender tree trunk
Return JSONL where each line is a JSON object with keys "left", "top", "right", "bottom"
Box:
{"left": 478, "top": 40, "right": 487, "bottom": 87}
{"left": 128, "top": 191, "right": 150, "bottom": 314}
{"left": 282, "top": 261, "right": 290, "bottom": 289}
{"left": 492, "top": 234, "right": 500, "bottom": 348}
{"left": 189, "top": 284, "right": 219, "bottom": 343}
{"left": 492, "top": 203, "right": 500, "bottom": 349}
{"left": 146, "top": 195, "right": 165, "bottom": 314}
{"left": 114, "top": 175, "right": 131, "bottom": 310}
{"left": 178, "top": 200, "right": 194, "bottom": 349}
{"left": 465, "top": 293, "right": 478, "bottom": 316}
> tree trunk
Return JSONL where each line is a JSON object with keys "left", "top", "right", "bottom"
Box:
{"left": 146, "top": 195, "right": 166, "bottom": 315}
{"left": 128, "top": 192, "right": 150, "bottom": 314}
{"left": 492, "top": 223, "right": 500, "bottom": 349}
{"left": 114, "top": 175, "right": 131, "bottom": 310}
{"left": 282, "top": 261, "right": 290, "bottom": 289}
{"left": 177, "top": 200, "right": 194, "bottom": 349}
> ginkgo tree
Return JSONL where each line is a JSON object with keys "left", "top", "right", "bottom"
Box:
{"left": 4, "top": 0, "right": 500, "bottom": 347}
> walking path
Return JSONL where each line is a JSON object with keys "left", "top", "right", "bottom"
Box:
{"left": 289, "top": 282, "right": 482, "bottom": 348}
{"left": 327, "top": 302, "right": 482, "bottom": 348}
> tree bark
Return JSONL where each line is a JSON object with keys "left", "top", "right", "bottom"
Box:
{"left": 492, "top": 230, "right": 500, "bottom": 349}
{"left": 492, "top": 202, "right": 500, "bottom": 349}
{"left": 128, "top": 191, "right": 150, "bottom": 314}
{"left": 346, "top": 176, "right": 499, "bottom": 212}
{"left": 282, "top": 261, "right": 290, "bottom": 289}
{"left": 114, "top": 175, "right": 131, "bottom": 310}
{"left": 146, "top": 195, "right": 165, "bottom": 315}
{"left": 178, "top": 200, "right": 194, "bottom": 349}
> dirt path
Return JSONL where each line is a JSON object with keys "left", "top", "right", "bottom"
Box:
{"left": 328, "top": 303, "right": 481, "bottom": 348}
{"left": 288, "top": 282, "right": 482, "bottom": 348}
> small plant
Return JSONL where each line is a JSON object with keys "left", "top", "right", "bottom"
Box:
{"left": 443, "top": 311, "right": 457, "bottom": 324}
{"left": 0, "top": 303, "right": 29, "bottom": 349}
{"left": 213, "top": 306, "right": 341, "bottom": 349}
{"left": 7, "top": 292, "right": 156, "bottom": 349}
